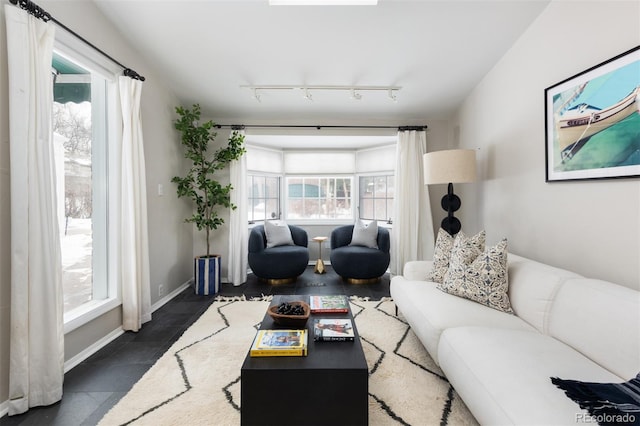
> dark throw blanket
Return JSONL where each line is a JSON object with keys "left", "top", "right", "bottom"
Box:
{"left": 551, "top": 373, "right": 640, "bottom": 425}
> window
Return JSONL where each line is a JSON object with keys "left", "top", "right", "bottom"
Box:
{"left": 245, "top": 142, "right": 396, "bottom": 224}
{"left": 248, "top": 174, "right": 281, "bottom": 222}
{"left": 359, "top": 175, "right": 394, "bottom": 223}
{"left": 286, "top": 176, "right": 352, "bottom": 220}
{"left": 52, "top": 36, "right": 121, "bottom": 330}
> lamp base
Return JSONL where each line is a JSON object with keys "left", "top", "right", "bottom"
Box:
{"left": 440, "top": 216, "right": 461, "bottom": 236}
{"left": 440, "top": 182, "right": 462, "bottom": 236}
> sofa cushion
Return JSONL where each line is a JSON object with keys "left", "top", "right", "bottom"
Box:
{"left": 402, "top": 260, "right": 434, "bottom": 282}
{"left": 390, "top": 278, "right": 533, "bottom": 365}
{"left": 438, "top": 327, "right": 624, "bottom": 425}
{"left": 547, "top": 278, "right": 640, "bottom": 380}
{"left": 264, "top": 220, "right": 294, "bottom": 248}
{"left": 507, "top": 254, "right": 582, "bottom": 333}
{"left": 427, "top": 229, "right": 485, "bottom": 283}
{"left": 439, "top": 238, "right": 512, "bottom": 314}
{"left": 349, "top": 218, "right": 378, "bottom": 248}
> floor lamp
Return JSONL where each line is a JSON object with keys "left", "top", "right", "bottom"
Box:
{"left": 423, "top": 149, "right": 477, "bottom": 236}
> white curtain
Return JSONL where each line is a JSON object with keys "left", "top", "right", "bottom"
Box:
{"left": 5, "top": 5, "right": 64, "bottom": 415}
{"left": 228, "top": 129, "right": 248, "bottom": 286}
{"left": 119, "top": 76, "right": 151, "bottom": 331}
{"left": 390, "top": 130, "right": 434, "bottom": 275}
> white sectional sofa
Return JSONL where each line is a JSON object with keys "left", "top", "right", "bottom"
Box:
{"left": 390, "top": 253, "right": 640, "bottom": 425}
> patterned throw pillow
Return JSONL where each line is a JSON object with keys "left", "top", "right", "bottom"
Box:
{"left": 438, "top": 238, "right": 513, "bottom": 314}
{"left": 427, "top": 229, "right": 486, "bottom": 283}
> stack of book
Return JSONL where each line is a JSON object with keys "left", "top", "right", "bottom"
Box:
{"left": 249, "top": 329, "right": 308, "bottom": 357}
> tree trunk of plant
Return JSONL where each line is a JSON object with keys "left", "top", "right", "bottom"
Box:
{"left": 206, "top": 227, "right": 210, "bottom": 258}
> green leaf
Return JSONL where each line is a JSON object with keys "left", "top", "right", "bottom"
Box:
{"left": 171, "top": 104, "right": 246, "bottom": 256}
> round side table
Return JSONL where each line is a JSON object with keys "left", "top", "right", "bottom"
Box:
{"left": 312, "top": 236, "right": 328, "bottom": 274}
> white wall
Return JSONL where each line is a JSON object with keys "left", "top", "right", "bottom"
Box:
{"left": 0, "top": 0, "right": 194, "bottom": 407}
{"left": 456, "top": 0, "right": 640, "bottom": 290}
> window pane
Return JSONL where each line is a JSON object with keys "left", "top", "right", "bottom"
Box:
{"left": 336, "top": 198, "right": 352, "bottom": 219}
{"left": 358, "top": 174, "right": 394, "bottom": 222}
{"left": 265, "top": 176, "right": 279, "bottom": 198}
{"left": 387, "top": 176, "right": 395, "bottom": 198}
{"left": 374, "top": 199, "right": 387, "bottom": 221}
{"left": 360, "top": 199, "right": 374, "bottom": 219}
{"left": 248, "top": 174, "right": 281, "bottom": 222}
{"left": 53, "top": 55, "right": 95, "bottom": 314}
{"left": 265, "top": 198, "right": 279, "bottom": 220}
{"left": 285, "top": 176, "right": 353, "bottom": 220}
{"left": 361, "top": 176, "right": 374, "bottom": 198}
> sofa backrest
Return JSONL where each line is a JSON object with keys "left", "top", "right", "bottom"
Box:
{"left": 547, "top": 278, "right": 640, "bottom": 380}
{"left": 507, "top": 254, "right": 581, "bottom": 333}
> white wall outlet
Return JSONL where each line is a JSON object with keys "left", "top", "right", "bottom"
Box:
{"left": 157, "top": 183, "right": 164, "bottom": 196}
{"left": 158, "top": 284, "right": 164, "bottom": 297}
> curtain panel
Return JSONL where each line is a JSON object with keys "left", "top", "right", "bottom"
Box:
{"left": 228, "top": 130, "right": 248, "bottom": 286}
{"left": 391, "top": 130, "right": 434, "bottom": 275}
{"left": 119, "top": 76, "right": 151, "bottom": 331}
{"left": 5, "top": 5, "right": 64, "bottom": 415}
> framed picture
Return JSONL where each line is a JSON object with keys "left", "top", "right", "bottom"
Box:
{"left": 545, "top": 45, "right": 640, "bottom": 182}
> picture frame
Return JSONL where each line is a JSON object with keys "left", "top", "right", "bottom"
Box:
{"left": 545, "top": 45, "right": 640, "bottom": 182}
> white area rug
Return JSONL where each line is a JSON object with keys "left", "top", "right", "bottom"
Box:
{"left": 99, "top": 297, "right": 477, "bottom": 426}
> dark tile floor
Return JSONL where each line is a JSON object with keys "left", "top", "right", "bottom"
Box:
{"left": 0, "top": 265, "right": 390, "bottom": 425}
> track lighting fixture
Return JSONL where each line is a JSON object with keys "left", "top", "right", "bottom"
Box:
{"left": 240, "top": 85, "right": 401, "bottom": 103}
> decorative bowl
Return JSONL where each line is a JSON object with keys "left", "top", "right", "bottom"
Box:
{"left": 267, "top": 301, "right": 311, "bottom": 328}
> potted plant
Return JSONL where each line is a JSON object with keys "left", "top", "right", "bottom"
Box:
{"left": 172, "top": 104, "right": 245, "bottom": 295}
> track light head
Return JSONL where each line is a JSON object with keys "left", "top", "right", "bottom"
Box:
{"left": 350, "top": 88, "right": 362, "bottom": 100}
{"left": 302, "top": 87, "right": 313, "bottom": 101}
{"left": 252, "top": 88, "right": 261, "bottom": 103}
{"left": 388, "top": 89, "right": 398, "bottom": 102}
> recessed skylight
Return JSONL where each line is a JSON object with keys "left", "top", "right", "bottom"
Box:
{"left": 269, "top": 0, "right": 377, "bottom": 5}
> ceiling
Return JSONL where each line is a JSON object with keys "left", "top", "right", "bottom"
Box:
{"left": 92, "top": 0, "right": 549, "bottom": 147}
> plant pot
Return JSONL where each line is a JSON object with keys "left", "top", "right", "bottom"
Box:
{"left": 194, "top": 255, "right": 221, "bottom": 295}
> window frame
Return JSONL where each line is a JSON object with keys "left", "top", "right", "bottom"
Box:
{"left": 54, "top": 33, "right": 123, "bottom": 334}
{"left": 247, "top": 172, "right": 282, "bottom": 223}
{"left": 358, "top": 173, "right": 395, "bottom": 224}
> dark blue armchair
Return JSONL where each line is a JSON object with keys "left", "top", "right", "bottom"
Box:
{"left": 329, "top": 225, "right": 390, "bottom": 283}
{"left": 248, "top": 225, "right": 309, "bottom": 284}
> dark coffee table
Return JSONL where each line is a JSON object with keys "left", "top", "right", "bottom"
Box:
{"left": 241, "top": 295, "right": 368, "bottom": 426}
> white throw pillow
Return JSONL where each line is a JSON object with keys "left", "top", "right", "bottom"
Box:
{"left": 264, "top": 221, "right": 294, "bottom": 248}
{"left": 349, "top": 219, "right": 378, "bottom": 249}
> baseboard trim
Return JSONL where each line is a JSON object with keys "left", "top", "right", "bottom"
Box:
{"left": 151, "top": 280, "right": 191, "bottom": 312}
{"left": 64, "top": 327, "right": 125, "bottom": 373}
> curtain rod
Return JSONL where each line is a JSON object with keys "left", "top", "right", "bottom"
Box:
{"left": 9, "top": 0, "right": 145, "bottom": 81}
{"left": 216, "top": 124, "right": 428, "bottom": 131}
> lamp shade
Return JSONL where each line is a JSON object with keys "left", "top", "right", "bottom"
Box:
{"left": 423, "top": 149, "right": 476, "bottom": 185}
